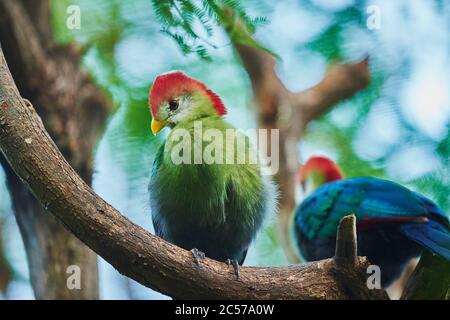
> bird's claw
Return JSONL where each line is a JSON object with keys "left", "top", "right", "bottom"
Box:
{"left": 191, "top": 248, "right": 205, "bottom": 267}
{"left": 226, "top": 259, "right": 240, "bottom": 280}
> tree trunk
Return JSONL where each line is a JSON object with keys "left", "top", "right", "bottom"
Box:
{"left": 0, "top": 0, "right": 110, "bottom": 299}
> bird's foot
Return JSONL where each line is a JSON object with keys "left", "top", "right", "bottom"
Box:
{"left": 191, "top": 248, "right": 205, "bottom": 267}
{"left": 226, "top": 259, "right": 240, "bottom": 280}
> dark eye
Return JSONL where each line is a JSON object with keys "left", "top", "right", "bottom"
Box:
{"left": 168, "top": 99, "right": 179, "bottom": 111}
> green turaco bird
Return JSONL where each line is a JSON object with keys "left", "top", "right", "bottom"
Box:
{"left": 148, "top": 71, "right": 277, "bottom": 277}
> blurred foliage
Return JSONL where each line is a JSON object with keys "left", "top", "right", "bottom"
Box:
{"left": 151, "top": 0, "right": 274, "bottom": 60}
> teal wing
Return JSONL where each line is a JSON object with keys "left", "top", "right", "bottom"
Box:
{"left": 295, "top": 179, "right": 361, "bottom": 239}
{"left": 150, "top": 142, "right": 165, "bottom": 179}
{"left": 296, "top": 177, "right": 441, "bottom": 240}
{"left": 149, "top": 143, "right": 165, "bottom": 238}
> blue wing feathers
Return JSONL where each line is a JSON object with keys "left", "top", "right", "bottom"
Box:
{"left": 400, "top": 220, "right": 450, "bottom": 260}
{"left": 359, "top": 178, "right": 428, "bottom": 219}
{"left": 414, "top": 193, "right": 449, "bottom": 225}
{"left": 296, "top": 176, "right": 450, "bottom": 260}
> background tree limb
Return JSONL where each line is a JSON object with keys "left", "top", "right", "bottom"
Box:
{"left": 0, "top": 46, "right": 387, "bottom": 300}
{"left": 0, "top": 0, "right": 110, "bottom": 299}
{"left": 225, "top": 19, "right": 370, "bottom": 263}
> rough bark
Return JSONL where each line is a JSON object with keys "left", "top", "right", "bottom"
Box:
{"left": 0, "top": 48, "right": 388, "bottom": 299}
{"left": 334, "top": 215, "right": 357, "bottom": 268}
{"left": 225, "top": 20, "right": 370, "bottom": 263}
{"left": 0, "top": 0, "right": 110, "bottom": 299}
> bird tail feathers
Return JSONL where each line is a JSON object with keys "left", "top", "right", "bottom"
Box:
{"left": 400, "top": 220, "right": 450, "bottom": 260}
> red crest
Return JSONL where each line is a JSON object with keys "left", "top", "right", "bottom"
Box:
{"left": 149, "top": 71, "right": 227, "bottom": 118}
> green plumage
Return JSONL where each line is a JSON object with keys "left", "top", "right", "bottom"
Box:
{"left": 149, "top": 92, "right": 276, "bottom": 264}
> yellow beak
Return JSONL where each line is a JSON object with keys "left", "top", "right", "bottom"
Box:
{"left": 151, "top": 119, "right": 165, "bottom": 135}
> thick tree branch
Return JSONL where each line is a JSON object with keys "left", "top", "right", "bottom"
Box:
{"left": 0, "top": 47, "right": 387, "bottom": 300}
{"left": 296, "top": 57, "right": 370, "bottom": 124}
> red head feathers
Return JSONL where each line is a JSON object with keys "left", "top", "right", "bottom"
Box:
{"left": 298, "top": 156, "right": 344, "bottom": 184}
{"left": 149, "top": 71, "right": 227, "bottom": 118}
